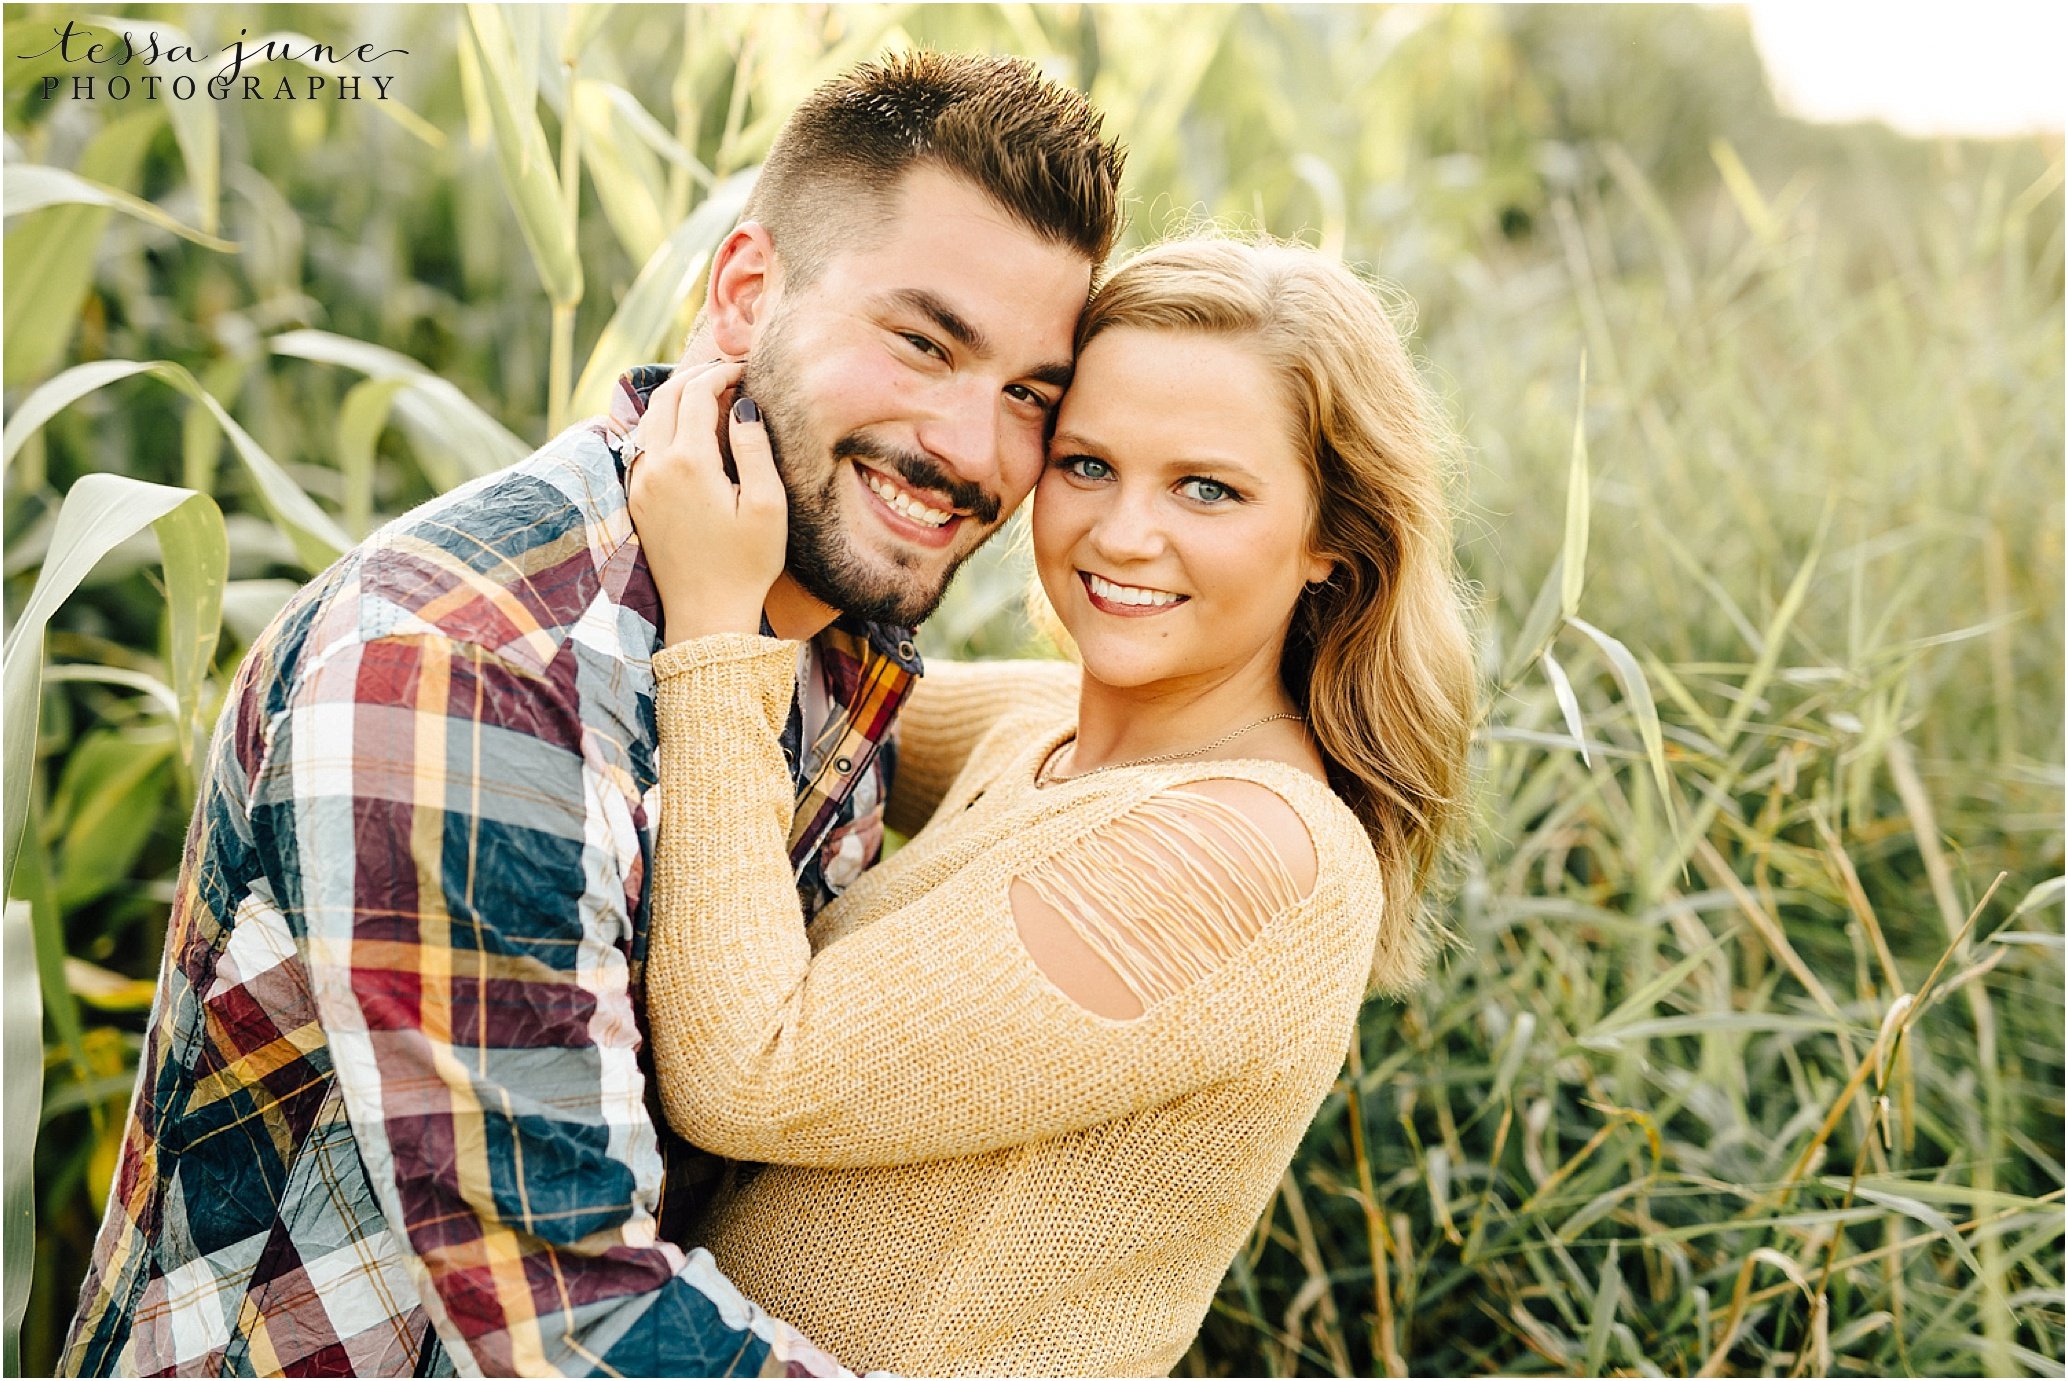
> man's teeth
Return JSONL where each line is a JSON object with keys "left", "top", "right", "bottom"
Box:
{"left": 862, "top": 470, "right": 953, "bottom": 528}
{"left": 1087, "top": 573, "right": 1185, "bottom": 607}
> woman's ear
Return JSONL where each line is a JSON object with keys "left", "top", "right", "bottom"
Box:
{"left": 706, "top": 222, "right": 781, "bottom": 359}
{"left": 1303, "top": 551, "right": 1340, "bottom": 589}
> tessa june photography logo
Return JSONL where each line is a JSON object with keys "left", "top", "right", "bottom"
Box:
{"left": 20, "top": 19, "right": 407, "bottom": 102}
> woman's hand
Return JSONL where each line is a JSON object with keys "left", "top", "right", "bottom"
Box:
{"left": 624, "top": 360, "right": 788, "bottom": 645}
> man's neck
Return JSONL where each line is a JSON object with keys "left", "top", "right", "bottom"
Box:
{"left": 764, "top": 572, "right": 841, "bottom": 641}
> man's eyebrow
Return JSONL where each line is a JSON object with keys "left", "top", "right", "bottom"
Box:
{"left": 885, "top": 288, "right": 990, "bottom": 356}
{"left": 1026, "top": 360, "right": 1075, "bottom": 390}
{"left": 884, "top": 288, "right": 1074, "bottom": 391}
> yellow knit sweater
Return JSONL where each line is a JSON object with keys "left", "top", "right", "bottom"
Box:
{"left": 646, "top": 636, "right": 1419, "bottom": 1377}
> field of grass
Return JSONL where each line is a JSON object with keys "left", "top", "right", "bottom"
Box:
{"left": 4, "top": 5, "right": 2061, "bottom": 1375}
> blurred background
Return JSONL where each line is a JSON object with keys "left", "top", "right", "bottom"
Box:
{"left": 3, "top": 4, "right": 2061, "bottom": 1375}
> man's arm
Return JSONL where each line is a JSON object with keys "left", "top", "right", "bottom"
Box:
{"left": 249, "top": 632, "right": 844, "bottom": 1377}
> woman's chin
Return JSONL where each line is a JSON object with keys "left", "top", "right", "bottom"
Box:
{"left": 1068, "top": 643, "right": 1182, "bottom": 691}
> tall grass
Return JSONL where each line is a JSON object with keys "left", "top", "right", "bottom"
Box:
{"left": 5, "top": 5, "right": 2061, "bottom": 1375}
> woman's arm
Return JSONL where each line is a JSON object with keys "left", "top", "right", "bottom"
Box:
{"left": 644, "top": 635, "right": 1327, "bottom": 1170}
{"left": 886, "top": 658, "right": 1080, "bottom": 836}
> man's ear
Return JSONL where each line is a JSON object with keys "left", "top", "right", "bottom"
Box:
{"left": 706, "top": 222, "right": 781, "bottom": 358}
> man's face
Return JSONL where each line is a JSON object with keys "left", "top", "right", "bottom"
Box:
{"left": 740, "top": 165, "right": 1093, "bottom": 627}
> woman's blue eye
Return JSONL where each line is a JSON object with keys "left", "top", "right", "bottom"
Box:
{"left": 1056, "top": 455, "right": 1111, "bottom": 480}
{"left": 1180, "top": 477, "right": 1238, "bottom": 503}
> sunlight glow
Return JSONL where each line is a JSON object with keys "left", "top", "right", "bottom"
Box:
{"left": 1746, "top": 1, "right": 2064, "bottom": 137}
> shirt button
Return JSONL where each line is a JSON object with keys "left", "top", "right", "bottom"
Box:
{"left": 834, "top": 755, "right": 853, "bottom": 774}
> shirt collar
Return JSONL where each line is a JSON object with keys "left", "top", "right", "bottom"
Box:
{"left": 611, "top": 364, "right": 924, "bottom": 677}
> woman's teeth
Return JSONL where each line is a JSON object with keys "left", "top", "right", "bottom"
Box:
{"left": 862, "top": 469, "right": 953, "bottom": 528}
{"left": 1087, "top": 572, "right": 1185, "bottom": 607}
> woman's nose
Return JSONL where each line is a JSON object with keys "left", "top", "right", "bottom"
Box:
{"left": 1087, "top": 488, "right": 1168, "bottom": 562}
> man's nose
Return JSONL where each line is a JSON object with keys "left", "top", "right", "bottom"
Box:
{"left": 914, "top": 376, "right": 1007, "bottom": 496}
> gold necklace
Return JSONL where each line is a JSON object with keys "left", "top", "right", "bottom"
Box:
{"left": 1035, "top": 712, "right": 1305, "bottom": 787}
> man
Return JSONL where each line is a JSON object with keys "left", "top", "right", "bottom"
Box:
{"left": 61, "top": 51, "right": 1123, "bottom": 1378}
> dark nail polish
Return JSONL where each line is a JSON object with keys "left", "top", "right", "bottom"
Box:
{"left": 732, "top": 396, "right": 760, "bottom": 423}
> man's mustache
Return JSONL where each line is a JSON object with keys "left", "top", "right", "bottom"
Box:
{"left": 832, "top": 435, "right": 1002, "bottom": 526}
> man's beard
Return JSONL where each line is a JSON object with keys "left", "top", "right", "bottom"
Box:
{"left": 740, "top": 320, "right": 1002, "bottom": 629}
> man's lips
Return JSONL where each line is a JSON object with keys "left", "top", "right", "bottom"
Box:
{"left": 832, "top": 435, "right": 999, "bottom": 524}
{"left": 854, "top": 463, "right": 966, "bottom": 548}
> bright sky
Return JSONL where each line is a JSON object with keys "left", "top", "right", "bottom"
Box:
{"left": 1745, "top": 1, "right": 2064, "bottom": 137}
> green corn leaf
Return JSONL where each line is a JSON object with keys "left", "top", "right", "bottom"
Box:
{"left": 153, "top": 495, "right": 228, "bottom": 768}
{"left": 71, "top": 16, "right": 216, "bottom": 234}
{"left": 2, "top": 474, "right": 226, "bottom": 900}
{"left": 571, "top": 170, "right": 756, "bottom": 417}
{"left": 1, "top": 164, "right": 234, "bottom": 253}
{"left": 2, "top": 109, "right": 163, "bottom": 389}
{"left": 464, "top": 3, "right": 582, "bottom": 305}
{"left": 2, "top": 897, "right": 38, "bottom": 1374}
{"left": 337, "top": 377, "right": 414, "bottom": 538}
{"left": 1, "top": 359, "right": 345, "bottom": 568}
{"left": 271, "top": 330, "right": 528, "bottom": 485}
{"left": 575, "top": 78, "right": 670, "bottom": 264}
{"left": 599, "top": 79, "right": 714, "bottom": 185}
{"left": 49, "top": 731, "right": 174, "bottom": 911}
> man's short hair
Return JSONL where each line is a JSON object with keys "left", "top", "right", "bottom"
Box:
{"left": 744, "top": 50, "right": 1127, "bottom": 282}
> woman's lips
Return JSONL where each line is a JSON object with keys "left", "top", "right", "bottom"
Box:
{"left": 1079, "top": 570, "right": 1190, "bottom": 617}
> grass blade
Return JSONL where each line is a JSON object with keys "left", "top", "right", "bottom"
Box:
{"left": 1567, "top": 615, "right": 1682, "bottom": 836}
{"left": 1561, "top": 354, "right": 1589, "bottom": 620}
{"left": 1540, "top": 649, "right": 1590, "bottom": 767}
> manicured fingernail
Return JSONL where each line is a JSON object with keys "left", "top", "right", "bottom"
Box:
{"left": 732, "top": 396, "right": 760, "bottom": 423}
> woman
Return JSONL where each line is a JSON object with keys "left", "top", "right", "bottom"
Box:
{"left": 629, "top": 239, "right": 1477, "bottom": 1376}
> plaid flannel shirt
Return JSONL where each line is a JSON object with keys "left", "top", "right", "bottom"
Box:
{"left": 61, "top": 365, "right": 920, "bottom": 1378}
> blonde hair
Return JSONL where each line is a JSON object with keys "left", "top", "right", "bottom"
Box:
{"left": 1073, "top": 238, "right": 1478, "bottom": 989}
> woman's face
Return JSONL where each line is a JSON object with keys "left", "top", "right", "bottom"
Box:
{"left": 1034, "top": 326, "right": 1334, "bottom": 693}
